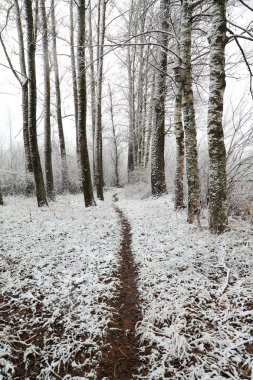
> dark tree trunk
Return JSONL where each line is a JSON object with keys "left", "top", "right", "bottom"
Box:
{"left": 24, "top": 0, "right": 48, "bottom": 207}
{"left": 51, "top": 0, "right": 69, "bottom": 192}
{"left": 0, "top": 187, "right": 3, "bottom": 206}
{"left": 40, "top": 0, "right": 54, "bottom": 200}
{"left": 207, "top": 0, "right": 228, "bottom": 233}
{"left": 151, "top": 0, "right": 169, "bottom": 196}
{"left": 69, "top": 0, "right": 79, "bottom": 161}
{"left": 76, "top": 0, "right": 95, "bottom": 207}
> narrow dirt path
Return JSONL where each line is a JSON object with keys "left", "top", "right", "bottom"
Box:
{"left": 96, "top": 194, "right": 142, "bottom": 380}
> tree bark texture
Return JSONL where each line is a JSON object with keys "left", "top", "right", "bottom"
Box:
{"left": 151, "top": 0, "right": 169, "bottom": 196}
{"left": 95, "top": 0, "right": 106, "bottom": 200}
{"left": 24, "top": 0, "right": 48, "bottom": 207}
{"left": 109, "top": 85, "right": 120, "bottom": 186}
{"left": 174, "top": 85, "right": 185, "bottom": 209}
{"left": 70, "top": 0, "right": 79, "bottom": 161}
{"left": 76, "top": 0, "right": 95, "bottom": 207}
{"left": 51, "top": 0, "right": 69, "bottom": 192}
{"left": 40, "top": 0, "right": 54, "bottom": 200}
{"left": 0, "top": 187, "right": 3, "bottom": 206}
{"left": 14, "top": 0, "right": 33, "bottom": 174}
{"left": 207, "top": 0, "right": 228, "bottom": 233}
{"left": 88, "top": 1, "right": 97, "bottom": 184}
{"left": 180, "top": 0, "right": 200, "bottom": 222}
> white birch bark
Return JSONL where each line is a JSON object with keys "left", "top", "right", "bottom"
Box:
{"left": 207, "top": 0, "right": 228, "bottom": 233}
{"left": 180, "top": 0, "right": 201, "bottom": 223}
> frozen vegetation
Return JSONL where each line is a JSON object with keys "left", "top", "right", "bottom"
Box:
{"left": 0, "top": 184, "right": 253, "bottom": 379}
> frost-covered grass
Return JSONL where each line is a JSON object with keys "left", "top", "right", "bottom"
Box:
{"left": 118, "top": 184, "right": 253, "bottom": 380}
{"left": 0, "top": 192, "right": 121, "bottom": 379}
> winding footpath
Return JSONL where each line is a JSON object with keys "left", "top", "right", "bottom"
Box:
{"left": 97, "top": 194, "right": 142, "bottom": 379}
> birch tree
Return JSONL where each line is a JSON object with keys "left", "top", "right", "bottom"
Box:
{"left": 76, "top": 0, "right": 95, "bottom": 206}
{"left": 180, "top": 0, "right": 201, "bottom": 223}
{"left": 69, "top": 0, "right": 79, "bottom": 160}
{"left": 151, "top": 0, "right": 170, "bottom": 195}
{"left": 51, "top": 0, "right": 69, "bottom": 192}
{"left": 24, "top": 0, "right": 48, "bottom": 207}
{"left": 207, "top": 0, "right": 228, "bottom": 233}
{"left": 40, "top": 0, "right": 54, "bottom": 200}
{"left": 0, "top": 1, "right": 33, "bottom": 174}
{"left": 95, "top": 0, "right": 107, "bottom": 201}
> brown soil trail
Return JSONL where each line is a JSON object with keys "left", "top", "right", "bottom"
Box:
{"left": 96, "top": 194, "right": 142, "bottom": 380}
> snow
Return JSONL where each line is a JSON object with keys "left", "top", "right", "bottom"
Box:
{"left": 118, "top": 183, "right": 253, "bottom": 380}
{"left": 1, "top": 184, "right": 253, "bottom": 379}
{"left": 0, "top": 192, "right": 121, "bottom": 379}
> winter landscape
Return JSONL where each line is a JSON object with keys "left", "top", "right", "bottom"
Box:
{"left": 0, "top": 0, "right": 253, "bottom": 379}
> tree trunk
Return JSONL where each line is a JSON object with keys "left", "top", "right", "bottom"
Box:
{"left": 13, "top": 0, "right": 33, "bottom": 174}
{"left": 109, "top": 85, "right": 120, "bottom": 187}
{"left": 51, "top": 0, "right": 69, "bottom": 192}
{"left": 88, "top": 1, "right": 97, "bottom": 183}
{"left": 207, "top": 0, "right": 228, "bottom": 233}
{"left": 40, "top": 0, "right": 54, "bottom": 200}
{"left": 24, "top": 0, "right": 48, "bottom": 207}
{"left": 95, "top": 0, "right": 106, "bottom": 200}
{"left": 69, "top": 0, "right": 79, "bottom": 161}
{"left": 180, "top": 0, "right": 200, "bottom": 223}
{"left": 151, "top": 0, "right": 169, "bottom": 196}
{"left": 174, "top": 84, "right": 185, "bottom": 209}
{"left": 76, "top": 0, "right": 95, "bottom": 207}
{"left": 0, "top": 187, "right": 3, "bottom": 206}
{"left": 144, "top": 70, "right": 155, "bottom": 168}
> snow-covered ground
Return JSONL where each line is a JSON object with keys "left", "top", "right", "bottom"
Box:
{"left": 1, "top": 185, "right": 253, "bottom": 379}
{"left": 0, "top": 192, "right": 121, "bottom": 379}
{"left": 118, "top": 184, "right": 253, "bottom": 380}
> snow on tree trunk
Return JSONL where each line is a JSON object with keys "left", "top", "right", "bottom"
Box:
{"left": 51, "top": 0, "right": 69, "bottom": 192}
{"left": 14, "top": 0, "right": 33, "bottom": 175}
{"left": 150, "top": 0, "right": 170, "bottom": 196}
{"left": 95, "top": 0, "right": 106, "bottom": 201}
{"left": 24, "top": 0, "right": 48, "bottom": 207}
{"left": 69, "top": 0, "right": 79, "bottom": 162}
{"left": 76, "top": 0, "right": 95, "bottom": 207}
{"left": 180, "top": 0, "right": 200, "bottom": 223}
{"left": 40, "top": 0, "right": 54, "bottom": 200}
{"left": 207, "top": 0, "right": 228, "bottom": 233}
{"left": 88, "top": 1, "right": 97, "bottom": 184}
{"left": 174, "top": 84, "right": 185, "bottom": 209}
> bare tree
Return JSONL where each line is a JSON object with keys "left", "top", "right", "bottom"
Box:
{"left": 69, "top": 0, "right": 79, "bottom": 160}
{"left": 51, "top": 0, "right": 69, "bottom": 192}
{"left": 180, "top": 0, "right": 201, "bottom": 223}
{"left": 108, "top": 84, "right": 120, "bottom": 186}
{"left": 40, "top": 0, "right": 54, "bottom": 200}
{"left": 76, "top": 0, "right": 95, "bottom": 206}
{"left": 24, "top": 0, "right": 48, "bottom": 207}
{"left": 95, "top": 0, "right": 107, "bottom": 200}
{"left": 207, "top": 0, "right": 228, "bottom": 233}
{"left": 0, "top": 1, "right": 33, "bottom": 174}
{"left": 150, "top": 0, "right": 170, "bottom": 195}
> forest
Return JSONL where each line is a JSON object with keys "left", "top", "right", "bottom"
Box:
{"left": 0, "top": 0, "right": 253, "bottom": 379}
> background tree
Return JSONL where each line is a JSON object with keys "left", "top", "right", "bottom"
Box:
{"left": 51, "top": 0, "right": 69, "bottom": 192}
{"left": 150, "top": 0, "right": 170, "bottom": 195}
{"left": 24, "top": 0, "right": 48, "bottom": 207}
{"left": 40, "top": 0, "right": 54, "bottom": 200}
{"left": 76, "top": 0, "right": 95, "bottom": 206}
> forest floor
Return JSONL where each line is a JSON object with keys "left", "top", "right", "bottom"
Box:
{"left": 0, "top": 183, "right": 253, "bottom": 380}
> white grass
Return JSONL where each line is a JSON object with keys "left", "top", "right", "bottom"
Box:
{"left": 0, "top": 192, "right": 121, "bottom": 379}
